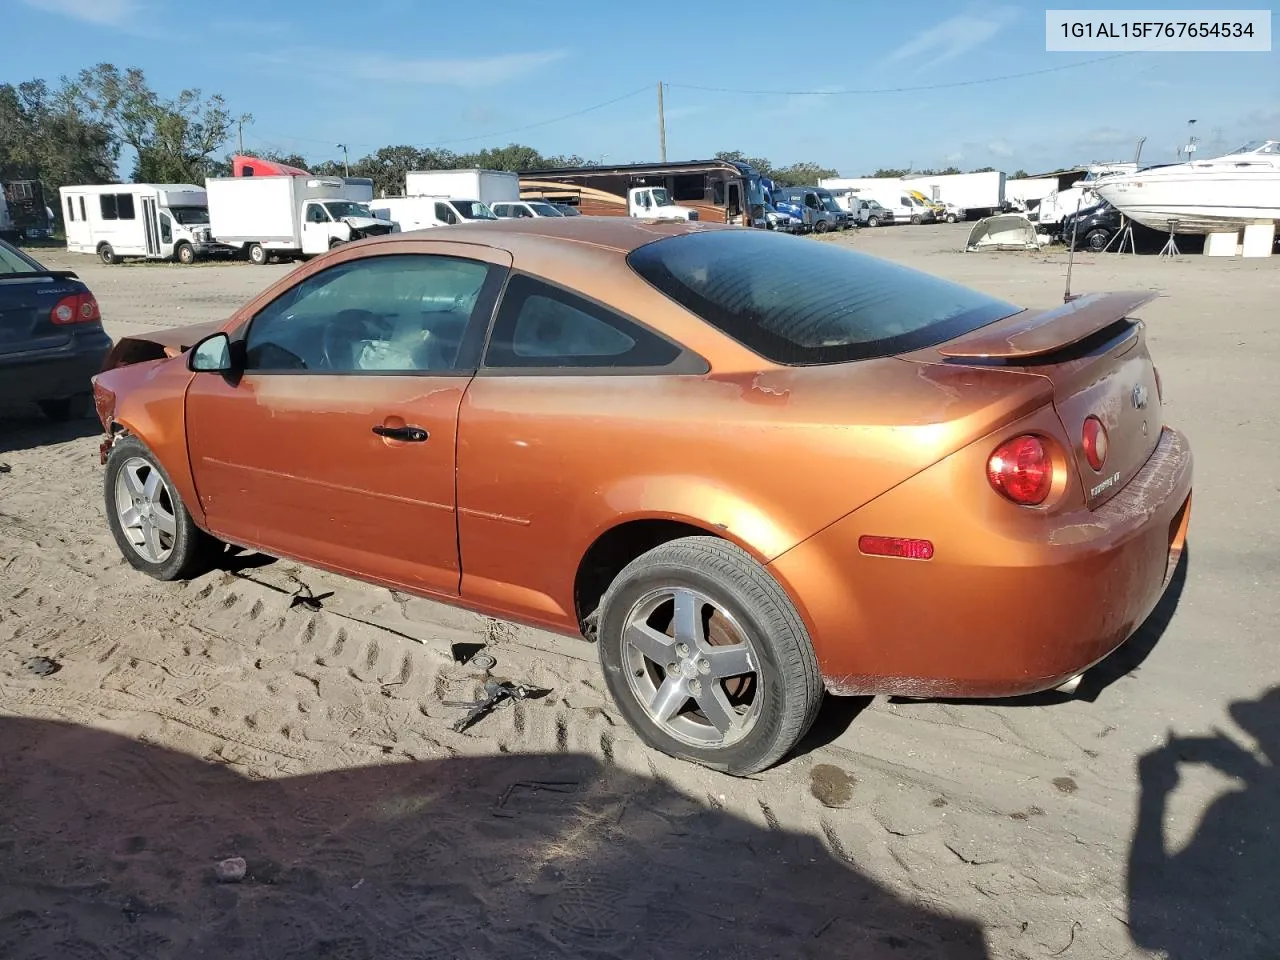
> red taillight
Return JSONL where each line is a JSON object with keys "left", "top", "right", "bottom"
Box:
{"left": 50, "top": 292, "right": 101, "bottom": 325}
{"left": 1081, "top": 416, "right": 1108, "bottom": 471}
{"left": 987, "top": 435, "right": 1053, "bottom": 505}
{"left": 858, "top": 535, "right": 935, "bottom": 560}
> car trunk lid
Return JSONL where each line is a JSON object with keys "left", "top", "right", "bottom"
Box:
{"left": 907, "top": 292, "right": 1163, "bottom": 510}
{"left": 0, "top": 271, "right": 81, "bottom": 357}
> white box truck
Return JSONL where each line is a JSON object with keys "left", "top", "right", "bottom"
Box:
{"left": 59, "top": 183, "right": 228, "bottom": 264}
{"left": 205, "top": 175, "right": 395, "bottom": 264}
{"left": 404, "top": 168, "right": 520, "bottom": 206}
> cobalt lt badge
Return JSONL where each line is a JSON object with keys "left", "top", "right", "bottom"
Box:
{"left": 1132, "top": 384, "right": 1149, "bottom": 410}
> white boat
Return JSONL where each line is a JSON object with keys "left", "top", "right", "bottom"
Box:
{"left": 1092, "top": 140, "right": 1280, "bottom": 235}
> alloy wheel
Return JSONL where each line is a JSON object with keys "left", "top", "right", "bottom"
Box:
{"left": 113, "top": 457, "right": 178, "bottom": 564}
{"left": 621, "top": 586, "right": 761, "bottom": 748}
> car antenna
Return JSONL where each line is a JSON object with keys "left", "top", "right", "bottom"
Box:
{"left": 1063, "top": 192, "right": 1086, "bottom": 303}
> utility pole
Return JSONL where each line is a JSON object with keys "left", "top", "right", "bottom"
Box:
{"left": 337, "top": 143, "right": 350, "bottom": 176}
{"left": 657, "top": 82, "right": 667, "bottom": 163}
{"left": 237, "top": 120, "right": 244, "bottom": 154}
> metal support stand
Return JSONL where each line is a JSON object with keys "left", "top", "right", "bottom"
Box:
{"left": 1104, "top": 215, "right": 1136, "bottom": 254}
{"left": 1159, "top": 220, "right": 1180, "bottom": 259}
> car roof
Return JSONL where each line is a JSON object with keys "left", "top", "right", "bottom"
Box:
{"left": 377, "top": 217, "right": 734, "bottom": 254}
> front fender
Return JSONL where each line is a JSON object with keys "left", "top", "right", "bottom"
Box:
{"left": 93, "top": 357, "right": 204, "bottom": 526}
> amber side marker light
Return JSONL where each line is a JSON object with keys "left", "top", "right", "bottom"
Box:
{"left": 858, "top": 535, "right": 935, "bottom": 560}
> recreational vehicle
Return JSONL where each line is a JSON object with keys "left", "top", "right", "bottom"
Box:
{"left": 518, "top": 159, "right": 767, "bottom": 226}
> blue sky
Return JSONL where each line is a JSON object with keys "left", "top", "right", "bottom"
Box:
{"left": 8, "top": 0, "right": 1278, "bottom": 176}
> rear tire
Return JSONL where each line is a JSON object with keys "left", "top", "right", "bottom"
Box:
{"left": 98, "top": 243, "right": 117, "bottom": 265}
{"left": 104, "top": 436, "right": 221, "bottom": 581}
{"left": 596, "top": 536, "right": 823, "bottom": 776}
{"left": 1084, "top": 228, "right": 1111, "bottom": 252}
{"left": 248, "top": 243, "right": 268, "bottom": 265}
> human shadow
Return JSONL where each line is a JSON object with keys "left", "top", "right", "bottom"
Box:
{"left": 889, "top": 547, "right": 1190, "bottom": 709}
{"left": 0, "top": 716, "right": 991, "bottom": 959}
{"left": 0, "top": 405, "right": 100, "bottom": 456}
{"left": 1128, "top": 686, "right": 1279, "bottom": 958}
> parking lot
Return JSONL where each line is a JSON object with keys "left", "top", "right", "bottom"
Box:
{"left": 2, "top": 223, "right": 1277, "bottom": 959}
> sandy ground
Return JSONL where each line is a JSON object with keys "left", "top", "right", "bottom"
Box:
{"left": 1, "top": 225, "right": 1276, "bottom": 959}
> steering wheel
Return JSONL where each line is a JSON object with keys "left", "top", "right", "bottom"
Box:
{"left": 319, "top": 309, "right": 386, "bottom": 370}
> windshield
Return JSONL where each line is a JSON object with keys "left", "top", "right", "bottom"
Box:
{"left": 650, "top": 188, "right": 674, "bottom": 207}
{"left": 169, "top": 205, "right": 210, "bottom": 225}
{"left": 453, "top": 200, "right": 496, "bottom": 220}
{"left": 627, "top": 230, "right": 1020, "bottom": 366}
{"left": 0, "top": 241, "right": 42, "bottom": 276}
{"left": 323, "top": 201, "right": 373, "bottom": 219}
{"left": 746, "top": 176, "right": 765, "bottom": 208}
{"left": 528, "top": 201, "right": 563, "bottom": 217}
{"left": 820, "top": 195, "right": 841, "bottom": 213}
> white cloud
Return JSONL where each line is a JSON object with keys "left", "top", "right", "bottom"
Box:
{"left": 886, "top": 6, "right": 1019, "bottom": 65}
{"left": 21, "top": 0, "right": 139, "bottom": 25}
{"left": 944, "top": 151, "right": 965, "bottom": 164}
{"left": 986, "top": 139, "right": 1013, "bottom": 158}
{"left": 346, "top": 50, "right": 568, "bottom": 89}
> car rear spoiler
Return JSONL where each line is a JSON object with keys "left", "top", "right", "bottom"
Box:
{"left": 0, "top": 268, "right": 80, "bottom": 282}
{"left": 937, "top": 291, "right": 1158, "bottom": 361}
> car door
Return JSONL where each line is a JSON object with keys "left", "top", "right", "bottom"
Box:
{"left": 301, "top": 202, "right": 332, "bottom": 254}
{"left": 184, "top": 244, "right": 510, "bottom": 595}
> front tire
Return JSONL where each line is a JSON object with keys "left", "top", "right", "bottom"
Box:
{"left": 596, "top": 536, "right": 823, "bottom": 776}
{"left": 104, "top": 436, "right": 220, "bottom": 581}
{"left": 175, "top": 242, "right": 195, "bottom": 265}
{"left": 867, "top": 216, "right": 880, "bottom": 228}
{"left": 813, "top": 220, "right": 829, "bottom": 234}
{"left": 910, "top": 214, "right": 922, "bottom": 225}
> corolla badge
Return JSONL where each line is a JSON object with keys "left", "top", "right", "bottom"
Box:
{"left": 1132, "top": 384, "right": 1149, "bottom": 410}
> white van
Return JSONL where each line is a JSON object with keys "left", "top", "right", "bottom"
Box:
{"left": 60, "top": 183, "right": 226, "bottom": 264}
{"left": 369, "top": 196, "right": 498, "bottom": 231}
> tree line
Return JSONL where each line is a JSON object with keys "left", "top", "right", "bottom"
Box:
{"left": 1, "top": 64, "right": 1024, "bottom": 223}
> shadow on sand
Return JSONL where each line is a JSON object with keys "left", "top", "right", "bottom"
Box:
{"left": 1128, "top": 686, "right": 1280, "bottom": 959}
{"left": 0, "top": 716, "right": 990, "bottom": 959}
{"left": 0, "top": 406, "right": 100, "bottom": 457}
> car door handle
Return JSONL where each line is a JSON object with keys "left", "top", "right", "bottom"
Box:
{"left": 372, "top": 425, "right": 429, "bottom": 442}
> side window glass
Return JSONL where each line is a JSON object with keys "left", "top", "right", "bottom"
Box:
{"left": 100, "top": 195, "right": 118, "bottom": 220}
{"left": 159, "top": 212, "right": 172, "bottom": 243}
{"left": 484, "top": 274, "right": 681, "bottom": 370}
{"left": 66, "top": 197, "right": 75, "bottom": 222}
{"left": 712, "top": 181, "right": 725, "bottom": 205}
{"left": 434, "top": 203, "right": 456, "bottom": 224}
{"left": 117, "top": 194, "right": 136, "bottom": 220}
{"left": 244, "top": 254, "right": 493, "bottom": 374}
{"left": 79, "top": 197, "right": 86, "bottom": 221}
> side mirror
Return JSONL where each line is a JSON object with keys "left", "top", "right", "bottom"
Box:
{"left": 189, "top": 332, "right": 233, "bottom": 373}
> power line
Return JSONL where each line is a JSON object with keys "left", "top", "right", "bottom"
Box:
{"left": 667, "top": 51, "right": 1139, "bottom": 96}
{"left": 422, "top": 84, "right": 651, "bottom": 146}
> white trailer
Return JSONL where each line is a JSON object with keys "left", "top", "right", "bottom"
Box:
{"left": 206, "top": 175, "right": 395, "bottom": 265}
{"left": 904, "top": 171, "right": 1005, "bottom": 218}
{"left": 1005, "top": 177, "right": 1058, "bottom": 209}
{"left": 59, "top": 183, "right": 226, "bottom": 265}
{"left": 404, "top": 169, "right": 520, "bottom": 206}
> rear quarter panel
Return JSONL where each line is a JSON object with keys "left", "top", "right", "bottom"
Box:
{"left": 456, "top": 357, "right": 1052, "bottom": 632}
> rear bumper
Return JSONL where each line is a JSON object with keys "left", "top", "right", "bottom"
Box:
{"left": 768, "top": 426, "right": 1193, "bottom": 698}
{"left": 0, "top": 336, "right": 111, "bottom": 404}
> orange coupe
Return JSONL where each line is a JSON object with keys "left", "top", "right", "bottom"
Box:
{"left": 92, "top": 219, "right": 1192, "bottom": 775}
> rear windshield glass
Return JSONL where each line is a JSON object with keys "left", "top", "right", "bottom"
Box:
{"left": 0, "top": 243, "right": 41, "bottom": 276}
{"left": 626, "top": 229, "right": 1020, "bottom": 365}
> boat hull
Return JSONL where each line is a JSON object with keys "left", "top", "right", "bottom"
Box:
{"left": 1095, "top": 170, "right": 1280, "bottom": 235}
